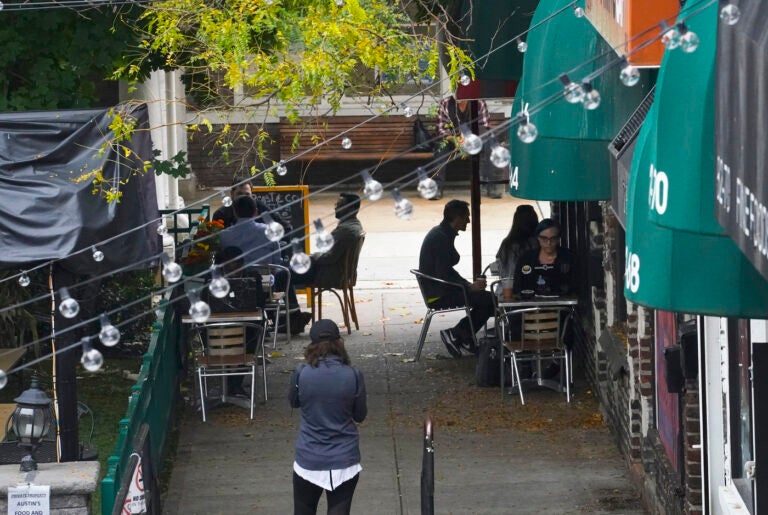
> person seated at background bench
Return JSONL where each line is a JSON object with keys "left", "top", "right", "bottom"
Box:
{"left": 418, "top": 199, "right": 493, "bottom": 358}
{"left": 293, "top": 193, "right": 364, "bottom": 287}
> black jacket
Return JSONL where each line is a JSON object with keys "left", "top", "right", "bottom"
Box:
{"left": 418, "top": 221, "right": 470, "bottom": 302}
{"left": 513, "top": 247, "right": 575, "bottom": 295}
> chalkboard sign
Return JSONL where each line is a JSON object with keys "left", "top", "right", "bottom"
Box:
{"left": 252, "top": 185, "right": 310, "bottom": 253}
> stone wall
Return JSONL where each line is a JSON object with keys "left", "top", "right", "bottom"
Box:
{"left": 0, "top": 461, "right": 100, "bottom": 514}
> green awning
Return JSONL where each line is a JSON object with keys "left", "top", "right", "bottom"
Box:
{"left": 459, "top": 0, "right": 539, "bottom": 81}
{"left": 508, "top": 0, "right": 654, "bottom": 201}
{"left": 646, "top": 0, "right": 720, "bottom": 234}
{"left": 624, "top": 2, "right": 768, "bottom": 318}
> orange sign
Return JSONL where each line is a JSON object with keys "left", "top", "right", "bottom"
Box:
{"left": 586, "top": 0, "right": 679, "bottom": 66}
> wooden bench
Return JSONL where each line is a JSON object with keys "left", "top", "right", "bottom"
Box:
{"left": 279, "top": 116, "right": 436, "bottom": 161}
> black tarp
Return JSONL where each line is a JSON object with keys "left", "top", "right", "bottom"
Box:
{"left": 0, "top": 102, "right": 161, "bottom": 274}
{"left": 715, "top": 0, "right": 768, "bottom": 281}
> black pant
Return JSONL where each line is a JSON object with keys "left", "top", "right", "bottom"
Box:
{"left": 293, "top": 471, "right": 359, "bottom": 515}
{"left": 429, "top": 289, "right": 494, "bottom": 342}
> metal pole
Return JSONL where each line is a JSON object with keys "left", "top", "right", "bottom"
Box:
{"left": 421, "top": 417, "right": 435, "bottom": 515}
{"left": 470, "top": 100, "right": 482, "bottom": 278}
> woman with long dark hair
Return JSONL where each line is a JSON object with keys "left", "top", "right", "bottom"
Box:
{"left": 496, "top": 205, "right": 539, "bottom": 279}
{"left": 289, "top": 319, "right": 367, "bottom": 515}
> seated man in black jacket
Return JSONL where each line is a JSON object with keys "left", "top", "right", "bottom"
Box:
{"left": 418, "top": 199, "right": 494, "bottom": 358}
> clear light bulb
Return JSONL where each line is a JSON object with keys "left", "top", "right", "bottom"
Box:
{"left": 313, "top": 219, "right": 335, "bottom": 253}
{"left": 516, "top": 39, "right": 527, "bottom": 53}
{"left": 341, "top": 137, "right": 352, "bottom": 150}
{"left": 289, "top": 239, "right": 311, "bottom": 273}
{"left": 459, "top": 73, "right": 471, "bottom": 86}
{"left": 582, "top": 84, "right": 601, "bottom": 110}
{"left": 490, "top": 141, "right": 511, "bottom": 168}
{"left": 221, "top": 193, "right": 232, "bottom": 207}
{"left": 209, "top": 266, "right": 231, "bottom": 298}
{"left": 58, "top": 287, "right": 80, "bottom": 318}
{"left": 276, "top": 160, "right": 288, "bottom": 176}
{"left": 265, "top": 0, "right": 273, "bottom": 4}
{"left": 187, "top": 291, "right": 211, "bottom": 323}
{"left": 262, "top": 214, "right": 285, "bottom": 242}
{"left": 416, "top": 167, "right": 438, "bottom": 199}
{"left": 157, "top": 221, "right": 168, "bottom": 236}
{"left": 574, "top": 6, "right": 585, "bottom": 17}
{"left": 18, "top": 272, "right": 30, "bottom": 287}
{"left": 161, "top": 252, "right": 183, "bottom": 283}
{"left": 99, "top": 313, "right": 121, "bottom": 347}
{"left": 459, "top": 124, "right": 483, "bottom": 155}
{"left": 362, "top": 170, "right": 384, "bottom": 201}
{"left": 680, "top": 30, "right": 699, "bottom": 53}
{"left": 81, "top": 339, "right": 104, "bottom": 372}
{"left": 517, "top": 121, "right": 538, "bottom": 144}
{"left": 720, "top": 4, "right": 740, "bottom": 25}
{"left": 335, "top": 0, "right": 344, "bottom": 6}
{"left": 620, "top": 62, "right": 640, "bottom": 87}
{"left": 92, "top": 246, "right": 105, "bottom": 262}
{"left": 392, "top": 189, "right": 414, "bottom": 220}
{"left": 403, "top": 105, "right": 414, "bottom": 118}
{"left": 661, "top": 25, "right": 681, "bottom": 49}
{"left": 0, "top": 369, "right": 6, "bottom": 390}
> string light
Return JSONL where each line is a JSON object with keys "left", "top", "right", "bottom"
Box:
{"left": 581, "top": 82, "right": 601, "bottom": 110}
{"left": 516, "top": 105, "right": 538, "bottom": 144}
{"left": 661, "top": 21, "right": 681, "bottom": 50}
{"left": 416, "top": 167, "right": 439, "bottom": 199}
{"left": 276, "top": 160, "right": 288, "bottom": 176}
{"left": 0, "top": 369, "right": 6, "bottom": 390}
{"left": 459, "top": 123, "right": 483, "bottom": 155}
{"left": 18, "top": 272, "right": 30, "bottom": 288}
{"left": 98, "top": 314, "right": 121, "bottom": 347}
{"left": 208, "top": 265, "right": 231, "bottom": 298}
{"left": 262, "top": 213, "right": 285, "bottom": 242}
{"left": 402, "top": 105, "right": 414, "bottom": 118}
{"left": 289, "top": 239, "right": 311, "bottom": 274}
{"left": 392, "top": 188, "right": 414, "bottom": 220}
{"left": 220, "top": 192, "right": 233, "bottom": 207}
{"left": 574, "top": 5, "right": 585, "bottom": 18}
{"left": 619, "top": 58, "right": 640, "bottom": 87}
{"left": 157, "top": 221, "right": 168, "bottom": 236}
{"left": 80, "top": 338, "right": 104, "bottom": 372}
{"left": 92, "top": 246, "right": 105, "bottom": 262}
{"left": 489, "top": 138, "right": 511, "bottom": 168}
{"left": 720, "top": 3, "right": 740, "bottom": 25}
{"left": 516, "top": 38, "right": 527, "bottom": 53}
{"left": 335, "top": 0, "right": 344, "bottom": 6}
{"left": 361, "top": 169, "right": 384, "bottom": 201}
{"left": 341, "top": 137, "right": 352, "bottom": 149}
{"left": 678, "top": 24, "right": 700, "bottom": 53}
{"left": 187, "top": 290, "right": 211, "bottom": 323}
{"left": 459, "top": 72, "right": 471, "bottom": 86}
{"left": 58, "top": 287, "right": 80, "bottom": 319}
{"left": 313, "top": 219, "right": 335, "bottom": 253}
{"left": 161, "top": 253, "right": 183, "bottom": 283}
{"left": 559, "top": 74, "right": 584, "bottom": 104}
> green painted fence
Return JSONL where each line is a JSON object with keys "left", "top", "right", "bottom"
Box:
{"left": 100, "top": 299, "right": 181, "bottom": 514}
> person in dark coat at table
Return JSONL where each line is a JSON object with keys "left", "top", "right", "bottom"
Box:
{"left": 513, "top": 218, "right": 574, "bottom": 296}
{"left": 289, "top": 319, "right": 367, "bottom": 515}
{"left": 418, "top": 199, "right": 494, "bottom": 358}
{"left": 212, "top": 179, "right": 283, "bottom": 228}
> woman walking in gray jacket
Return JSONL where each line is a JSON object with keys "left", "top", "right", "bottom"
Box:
{"left": 289, "top": 319, "right": 368, "bottom": 515}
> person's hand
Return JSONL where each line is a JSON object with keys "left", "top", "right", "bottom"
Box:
{"left": 471, "top": 278, "right": 487, "bottom": 291}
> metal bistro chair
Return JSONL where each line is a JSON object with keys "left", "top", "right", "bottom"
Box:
{"left": 312, "top": 233, "right": 366, "bottom": 334}
{"left": 498, "top": 306, "right": 572, "bottom": 405}
{"left": 252, "top": 263, "right": 293, "bottom": 347}
{"left": 410, "top": 269, "right": 479, "bottom": 361}
{"left": 195, "top": 321, "right": 267, "bottom": 422}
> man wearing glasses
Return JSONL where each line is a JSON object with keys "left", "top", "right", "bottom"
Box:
{"left": 513, "top": 218, "right": 574, "bottom": 296}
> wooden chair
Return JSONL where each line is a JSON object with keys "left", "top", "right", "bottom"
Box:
{"left": 312, "top": 233, "right": 366, "bottom": 334}
{"left": 195, "top": 321, "right": 267, "bottom": 422}
{"left": 410, "top": 269, "right": 479, "bottom": 361}
{"left": 500, "top": 307, "right": 571, "bottom": 405}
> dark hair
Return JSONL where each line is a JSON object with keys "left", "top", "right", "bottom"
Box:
{"left": 230, "top": 178, "right": 252, "bottom": 193}
{"left": 499, "top": 205, "right": 539, "bottom": 249}
{"left": 336, "top": 192, "right": 361, "bottom": 219}
{"left": 535, "top": 218, "right": 560, "bottom": 236}
{"left": 304, "top": 338, "right": 351, "bottom": 367}
{"left": 442, "top": 199, "right": 469, "bottom": 223}
{"left": 233, "top": 195, "right": 257, "bottom": 219}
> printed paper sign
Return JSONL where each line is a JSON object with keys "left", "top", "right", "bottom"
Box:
{"left": 7, "top": 484, "right": 50, "bottom": 515}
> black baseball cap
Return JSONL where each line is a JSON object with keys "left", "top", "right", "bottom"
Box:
{"left": 309, "top": 319, "right": 341, "bottom": 342}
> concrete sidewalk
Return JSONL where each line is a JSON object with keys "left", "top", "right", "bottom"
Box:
{"left": 163, "top": 189, "right": 644, "bottom": 514}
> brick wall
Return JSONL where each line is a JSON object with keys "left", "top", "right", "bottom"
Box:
{"left": 683, "top": 380, "right": 703, "bottom": 514}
